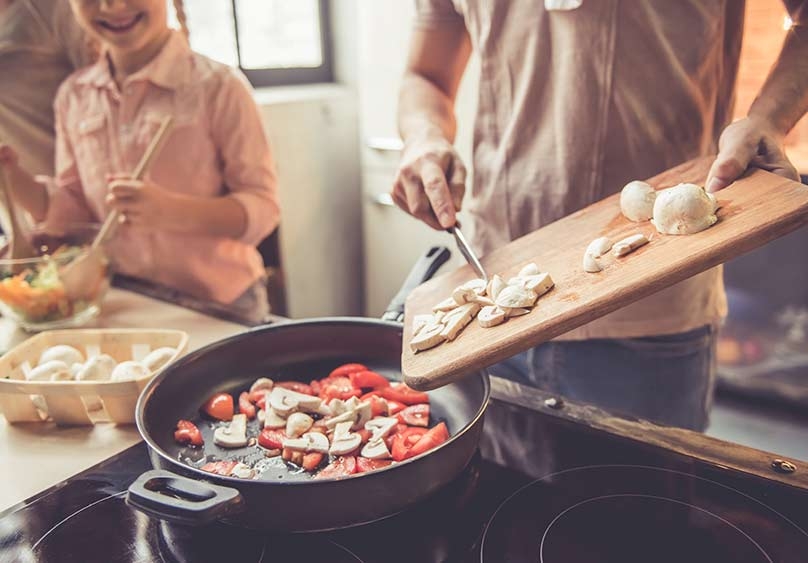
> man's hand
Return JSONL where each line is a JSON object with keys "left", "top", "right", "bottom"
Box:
{"left": 706, "top": 116, "right": 799, "bottom": 193}
{"left": 106, "top": 174, "right": 183, "bottom": 229}
{"left": 391, "top": 135, "right": 466, "bottom": 230}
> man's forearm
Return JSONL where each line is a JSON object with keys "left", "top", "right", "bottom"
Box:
{"left": 168, "top": 193, "right": 248, "bottom": 240}
{"left": 748, "top": 21, "right": 808, "bottom": 135}
{"left": 398, "top": 72, "right": 459, "bottom": 145}
{"left": 4, "top": 165, "right": 48, "bottom": 221}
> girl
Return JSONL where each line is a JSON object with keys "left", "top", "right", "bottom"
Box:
{"left": 0, "top": 0, "right": 280, "bottom": 322}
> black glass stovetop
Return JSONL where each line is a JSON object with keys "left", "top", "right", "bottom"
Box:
{"left": 2, "top": 389, "right": 808, "bottom": 563}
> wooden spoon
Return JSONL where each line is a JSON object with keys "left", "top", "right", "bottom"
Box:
{"left": 0, "top": 165, "right": 37, "bottom": 272}
{"left": 60, "top": 116, "right": 174, "bottom": 301}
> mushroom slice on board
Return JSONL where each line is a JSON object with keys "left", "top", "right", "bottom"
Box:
{"left": 471, "top": 295, "right": 495, "bottom": 306}
{"left": 612, "top": 233, "right": 650, "bottom": 257}
{"left": 486, "top": 275, "right": 507, "bottom": 301}
{"left": 478, "top": 305, "right": 507, "bottom": 328}
{"left": 432, "top": 297, "right": 459, "bottom": 312}
{"left": 441, "top": 302, "right": 482, "bottom": 341}
{"left": 495, "top": 286, "right": 538, "bottom": 309}
{"left": 503, "top": 307, "right": 531, "bottom": 318}
{"left": 214, "top": 413, "right": 249, "bottom": 448}
{"left": 452, "top": 286, "right": 478, "bottom": 305}
{"left": 509, "top": 273, "right": 554, "bottom": 297}
{"left": 410, "top": 322, "right": 446, "bottom": 352}
{"left": 283, "top": 431, "right": 330, "bottom": 453}
{"left": 329, "top": 421, "right": 362, "bottom": 455}
{"left": 286, "top": 412, "right": 314, "bottom": 438}
{"left": 412, "top": 314, "right": 437, "bottom": 336}
{"left": 518, "top": 263, "right": 540, "bottom": 277}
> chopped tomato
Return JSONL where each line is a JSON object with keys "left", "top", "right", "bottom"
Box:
{"left": 348, "top": 370, "right": 390, "bottom": 390}
{"left": 302, "top": 452, "right": 324, "bottom": 472}
{"left": 248, "top": 390, "right": 268, "bottom": 410}
{"left": 391, "top": 427, "right": 428, "bottom": 461}
{"left": 361, "top": 394, "right": 389, "bottom": 417}
{"left": 174, "top": 419, "right": 204, "bottom": 447}
{"left": 357, "top": 428, "right": 373, "bottom": 445}
{"left": 408, "top": 422, "right": 450, "bottom": 458}
{"left": 378, "top": 384, "right": 429, "bottom": 405}
{"left": 310, "top": 379, "right": 322, "bottom": 395}
{"left": 328, "top": 363, "right": 368, "bottom": 379}
{"left": 385, "top": 423, "right": 409, "bottom": 449}
{"left": 200, "top": 460, "right": 238, "bottom": 476}
{"left": 315, "top": 456, "right": 357, "bottom": 479}
{"left": 386, "top": 400, "right": 406, "bottom": 416}
{"left": 238, "top": 392, "right": 256, "bottom": 419}
{"left": 258, "top": 428, "right": 286, "bottom": 450}
{"left": 282, "top": 448, "right": 304, "bottom": 465}
{"left": 276, "top": 381, "right": 315, "bottom": 395}
{"left": 398, "top": 404, "right": 430, "bottom": 427}
{"left": 356, "top": 458, "right": 393, "bottom": 473}
{"left": 201, "top": 393, "right": 234, "bottom": 421}
{"left": 320, "top": 376, "right": 362, "bottom": 401}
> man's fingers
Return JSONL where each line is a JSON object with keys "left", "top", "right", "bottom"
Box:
{"left": 420, "top": 160, "right": 456, "bottom": 228}
{"left": 448, "top": 159, "right": 466, "bottom": 212}
{"left": 400, "top": 171, "right": 443, "bottom": 230}
{"left": 706, "top": 130, "right": 758, "bottom": 193}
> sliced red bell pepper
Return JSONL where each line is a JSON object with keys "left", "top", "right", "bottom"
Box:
{"left": 174, "top": 419, "right": 204, "bottom": 446}
{"left": 258, "top": 428, "right": 286, "bottom": 450}
{"left": 238, "top": 392, "right": 256, "bottom": 419}
{"left": 378, "top": 384, "right": 429, "bottom": 405}
{"left": 348, "top": 370, "right": 390, "bottom": 390}
{"left": 327, "top": 363, "right": 368, "bottom": 379}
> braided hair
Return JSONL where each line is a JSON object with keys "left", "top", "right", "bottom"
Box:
{"left": 172, "top": 0, "right": 190, "bottom": 40}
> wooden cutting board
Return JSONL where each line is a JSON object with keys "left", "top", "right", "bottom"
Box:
{"left": 401, "top": 157, "right": 808, "bottom": 390}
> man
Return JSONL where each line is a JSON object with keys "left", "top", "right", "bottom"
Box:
{"left": 392, "top": 1, "right": 808, "bottom": 430}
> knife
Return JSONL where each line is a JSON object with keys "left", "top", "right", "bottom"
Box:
{"left": 447, "top": 225, "right": 489, "bottom": 284}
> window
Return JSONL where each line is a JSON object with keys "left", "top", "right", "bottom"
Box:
{"left": 169, "top": 0, "right": 333, "bottom": 87}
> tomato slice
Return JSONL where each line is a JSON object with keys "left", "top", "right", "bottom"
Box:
{"left": 174, "top": 419, "right": 204, "bottom": 446}
{"left": 302, "top": 452, "right": 325, "bottom": 472}
{"left": 276, "top": 381, "right": 315, "bottom": 396}
{"left": 378, "top": 384, "right": 429, "bottom": 405}
{"left": 328, "top": 363, "right": 368, "bottom": 379}
{"left": 315, "top": 456, "right": 357, "bottom": 479}
{"left": 356, "top": 457, "right": 393, "bottom": 474}
{"left": 348, "top": 370, "right": 390, "bottom": 390}
{"left": 200, "top": 460, "right": 238, "bottom": 476}
{"left": 238, "top": 392, "right": 256, "bottom": 419}
{"left": 201, "top": 393, "right": 234, "bottom": 421}
{"left": 248, "top": 390, "right": 268, "bottom": 410}
{"left": 408, "top": 422, "right": 450, "bottom": 458}
{"left": 360, "top": 393, "right": 389, "bottom": 417}
{"left": 391, "top": 427, "right": 428, "bottom": 461}
{"left": 398, "top": 404, "right": 430, "bottom": 427}
{"left": 319, "top": 376, "right": 362, "bottom": 401}
{"left": 386, "top": 400, "right": 406, "bottom": 416}
{"left": 258, "top": 428, "right": 286, "bottom": 450}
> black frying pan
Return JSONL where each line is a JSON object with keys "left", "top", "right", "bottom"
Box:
{"left": 126, "top": 248, "right": 490, "bottom": 533}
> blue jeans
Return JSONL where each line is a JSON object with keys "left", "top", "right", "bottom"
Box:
{"left": 488, "top": 325, "right": 717, "bottom": 431}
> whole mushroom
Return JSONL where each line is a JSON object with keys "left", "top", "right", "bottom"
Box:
{"left": 652, "top": 183, "right": 718, "bottom": 235}
{"left": 620, "top": 180, "right": 657, "bottom": 222}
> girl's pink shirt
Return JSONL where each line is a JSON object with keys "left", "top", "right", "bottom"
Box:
{"left": 47, "top": 32, "right": 280, "bottom": 304}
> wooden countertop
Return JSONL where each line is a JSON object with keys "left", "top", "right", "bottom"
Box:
{"left": 0, "top": 288, "right": 249, "bottom": 512}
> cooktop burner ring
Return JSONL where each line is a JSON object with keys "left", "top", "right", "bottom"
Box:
{"left": 481, "top": 464, "right": 808, "bottom": 563}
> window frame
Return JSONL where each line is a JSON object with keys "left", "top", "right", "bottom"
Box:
{"left": 230, "top": 0, "right": 334, "bottom": 88}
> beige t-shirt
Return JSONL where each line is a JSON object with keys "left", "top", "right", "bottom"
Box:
{"left": 0, "top": 0, "right": 89, "bottom": 176}
{"left": 413, "top": 0, "right": 758, "bottom": 339}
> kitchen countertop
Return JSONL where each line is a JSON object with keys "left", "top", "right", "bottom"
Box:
{"left": 0, "top": 287, "right": 251, "bottom": 512}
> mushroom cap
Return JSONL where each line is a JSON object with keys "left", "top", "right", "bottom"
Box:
{"left": 39, "top": 345, "right": 84, "bottom": 367}
{"left": 26, "top": 360, "right": 71, "bottom": 381}
{"left": 142, "top": 347, "right": 176, "bottom": 372}
{"left": 249, "top": 377, "right": 274, "bottom": 393}
{"left": 110, "top": 360, "right": 150, "bottom": 381}
{"left": 620, "top": 180, "right": 657, "bottom": 222}
{"left": 652, "top": 183, "right": 718, "bottom": 235}
{"left": 76, "top": 354, "right": 117, "bottom": 382}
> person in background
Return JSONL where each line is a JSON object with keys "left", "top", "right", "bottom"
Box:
{"left": 0, "top": 0, "right": 280, "bottom": 323}
{"left": 392, "top": 1, "right": 808, "bottom": 431}
{"left": 0, "top": 0, "right": 91, "bottom": 234}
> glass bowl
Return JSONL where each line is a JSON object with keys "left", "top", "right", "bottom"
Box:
{"left": 0, "top": 223, "right": 111, "bottom": 332}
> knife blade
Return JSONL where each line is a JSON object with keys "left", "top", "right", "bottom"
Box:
{"left": 447, "top": 226, "right": 488, "bottom": 284}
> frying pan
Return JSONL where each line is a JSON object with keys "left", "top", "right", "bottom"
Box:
{"left": 126, "top": 247, "right": 490, "bottom": 533}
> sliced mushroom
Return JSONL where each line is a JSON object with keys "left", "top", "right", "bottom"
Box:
{"left": 257, "top": 409, "right": 266, "bottom": 425}
{"left": 452, "top": 286, "right": 477, "bottom": 305}
{"left": 441, "top": 302, "right": 482, "bottom": 341}
{"left": 329, "top": 421, "right": 362, "bottom": 455}
{"left": 229, "top": 462, "right": 255, "bottom": 479}
{"left": 283, "top": 431, "right": 330, "bottom": 453}
{"left": 432, "top": 297, "right": 459, "bottom": 312}
{"left": 486, "top": 275, "right": 507, "bottom": 301}
{"left": 264, "top": 407, "right": 287, "bottom": 429}
{"left": 365, "top": 416, "right": 399, "bottom": 442}
{"left": 268, "top": 386, "right": 323, "bottom": 416}
{"left": 412, "top": 314, "right": 437, "bottom": 336}
{"left": 586, "top": 237, "right": 614, "bottom": 258}
{"left": 361, "top": 439, "right": 391, "bottom": 460}
{"left": 478, "top": 305, "right": 507, "bottom": 328}
{"left": 495, "top": 285, "right": 538, "bottom": 309}
{"left": 503, "top": 307, "right": 531, "bottom": 318}
{"left": 286, "top": 412, "right": 314, "bottom": 438}
{"left": 583, "top": 252, "right": 602, "bottom": 273}
{"left": 249, "top": 377, "right": 274, "bottom": 393}
{"left": 509, "top": 273, "right": 554, "bottom": 297}
{"left": 461, "top": 278, "right": 488, "bottom": 295}
{"left": 471, "top": 295, "right": 495, "bottom": 306}
{"left": 518, "top": 263, "right": 540, "bottom": 277}
{"left": 352, "top": 400, "right": 372, "bottom": 431}
{"left": 612, "top": 233, "right": 649, "bottom": 257}
{"left": 410, "top": 322, "right": 446, "bottom": 352}
{"left": 213, "top": 413, "right": 249, "bottom": 448}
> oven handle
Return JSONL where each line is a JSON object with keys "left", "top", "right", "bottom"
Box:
{"left": 126, "top": 469, "right": 244, "bottom": 526}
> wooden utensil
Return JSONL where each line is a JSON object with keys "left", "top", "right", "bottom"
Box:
{"left": 60, "top": 116, "right": 174, "bottom": 301}
{"left": 401, "top": 157, "right": 808, "bottom": 390}
{"left": 0, "top": 161, "right": 37, "bottom": 271}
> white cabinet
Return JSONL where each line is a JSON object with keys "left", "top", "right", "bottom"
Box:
{"left": 356, "top": 1, "right": 479, "bottom": 315}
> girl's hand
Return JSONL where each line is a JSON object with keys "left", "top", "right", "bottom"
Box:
{"left": 106, "top": 174, "right": 183, "bottom": 229}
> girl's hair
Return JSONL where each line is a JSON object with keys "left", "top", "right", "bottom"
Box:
{"left": 172, "top": 0, "right": 190, "bottom": 40}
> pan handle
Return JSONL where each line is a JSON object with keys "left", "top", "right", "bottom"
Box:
{"left": 382, "top": 246, "right": 451, "bottom": 323}
{"left": 126, "top": 469, "right": 244, "bottom": 526}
